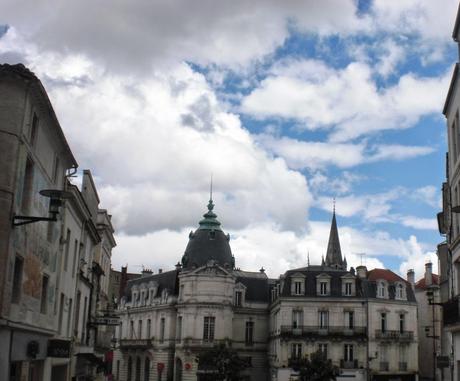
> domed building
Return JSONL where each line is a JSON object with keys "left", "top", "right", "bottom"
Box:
{"left": 113, "top": 199, "right": 419, "bottom": 381}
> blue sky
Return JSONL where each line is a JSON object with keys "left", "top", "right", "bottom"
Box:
{"left": 1, "top": 0, "right": 458, "bottom": 279}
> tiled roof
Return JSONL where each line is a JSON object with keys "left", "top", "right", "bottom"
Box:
{"left": 367, "top": 268, "right": 407, "bottom": 283}
{"left": 415, "top": 274, "right": 440, "bottom": 289}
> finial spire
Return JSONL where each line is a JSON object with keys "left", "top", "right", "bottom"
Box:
{"left": 210, "top": 173, "right": 213, "bottom": 202}
{"left": 307, "top": 251, "right": 310, "bottom": 266}
{"left": 333, "top": 197, "right": 336, "bottom": 214}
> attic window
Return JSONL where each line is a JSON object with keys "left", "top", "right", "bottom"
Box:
{"left": 209, "top": 230, "right": 216, "bottom": 240}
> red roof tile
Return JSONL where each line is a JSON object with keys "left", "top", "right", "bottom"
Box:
{"left": 415, "top": 274, "right": 440, "bottom": 289}
{"left": 367, "top": 268, "right": 407, "bottom": 283}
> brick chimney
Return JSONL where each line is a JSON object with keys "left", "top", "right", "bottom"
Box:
{"left": 407, "top": 269, "right": 415, "bottom": 288}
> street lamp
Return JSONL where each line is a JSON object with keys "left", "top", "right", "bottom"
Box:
{"left": 12, "top": 189, "right": 72, "bottom": 227}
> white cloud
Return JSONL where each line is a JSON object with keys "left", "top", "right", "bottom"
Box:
{"left": 241, "top": 59, "right": 450, "bottom": 142}
{"left": 376, "top": 39, "right": 406, "bottom": 78}
{"left": 309, "top": 171, "right": 364, "bottom": 195}
{"left": 399, "top": 216, "right": 438, "bottom": 230}
{"left": 411, "top": 185, "right": 441, "bottom": 208}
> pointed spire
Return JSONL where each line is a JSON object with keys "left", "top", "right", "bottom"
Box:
{"left": 325, "top": 200, "right": 344, "bottom": 269}
{"left": 199, "top": 179, "right": 222, "bottom": 230}
{"left": 307, "top": 251, "right": 310, "bottom": 267}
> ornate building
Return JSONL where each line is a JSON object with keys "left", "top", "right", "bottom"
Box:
{"left": 113, "top": 200, "right": 418, "bottom": 381}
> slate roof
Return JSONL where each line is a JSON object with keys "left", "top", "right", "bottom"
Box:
{"left": 124, "top": 269, "right": 179, "bottom": 301}
{"left": 235, "top": 270, "right": 270, "bottom": 303}
{"left": 367, "top": 268, "right": 407, "bottom": 283}
{"left": 361, "top": 269, "right": 416, "bottom": 302}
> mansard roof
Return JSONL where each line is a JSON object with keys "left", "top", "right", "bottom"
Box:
{"left": 234, "top": 270, "right": 270, "bottom": 303}
{"left": 124, "top": 269, "right": 179, "bottom": 301}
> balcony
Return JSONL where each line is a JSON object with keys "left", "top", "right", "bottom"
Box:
{"left": 443, "top": 296, "right": 460, "bottom": 325}
{"left": 380, "top": 362, "right": 389, "bottom": 371}
{"left": 95, "top": 330, "right": 113, "bottom": 351}
{"left": 340, "top": 359, "right": 358, "bottom": 369}
{"left": 119, "top": 339, "right": 152, "bottom": 350}
{"left": 399, "top": 362, "right": 408, "bottom": 371}
{"left": 180, "top": 338, "right": 227, "bottom": 349}
{"left": 278, "top": 325, "right": 366, "bottom": 339}
{"left": 375, "top": 330, "right": 413, "bottom": 342}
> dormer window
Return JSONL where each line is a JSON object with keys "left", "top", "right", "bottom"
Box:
{"left": 294, "top": 281, "right": 302, "bottom": 295}
{"left": 320, "top": 282, "right": 328, "bottom": 295}
{"left": 290, "top": 273, "right": 306, "bottom": 295}
{"left": 345, "top": 282, "right": 352, "bottom": 296}
{"left": 235, "top": 291, "right": 242, "bottom": 307}
{"left": 377, "top": 281, "right": 387, "bottom": 299}
{"left": 234, "top": 283, "right": 246, "bottom": 307}
{"left": 316, "top": 274, "right": 331, "bottom": 296}
{"left": 395, "top": 283, "right": 406, "bottom": 300}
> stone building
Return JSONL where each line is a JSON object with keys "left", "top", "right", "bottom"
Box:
{"left": 0, "top": 63, "right": 116, "bottom": 381}
{"left": 113, "top": 201, "right": 418, "bottom": 381}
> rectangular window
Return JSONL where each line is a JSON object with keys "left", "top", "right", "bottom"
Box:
{"left": 147, "top": 319, "right": 151, "bottom": 339}
{"left": 21, "top": 158, "right": 34, "bottom": 213}
{"left": 64, "top": 229, "right": 71, "bottom": 272}
{"left": 235, "top": 291, "right": 242, "bottom": 306}
{"left": 130, "top": 320, "right": 134, "bottom": 339}
{"left": 344, "top": 344, "right": 354, "bottom": 361}
{"left": 345, "top": 311, "right": 354, "bottom": 329}
{"left": 292, "top": 310, "right": 303, "bottom": 328}
{"left": 381, "top": 313, "right": 387, "bottom": 332}
{"left": 177, "top": 317, "right": 182, "bottom": 342}
{"left": 291, "top": 343, "right": 302, "bottom": 359}
{"left": 74, "top": 291, "right": 81, "bottom": 336}
{"left": 160, "top": 318, "right": 165, "bottom": 343}
{"left": 82, "top": 296, "right": 88, "bottom": 343}
{"left": 58, "top": 293, "right": 65, "bottom": 334}
{"left": 138, "top": 320, "right": 142, "bottom": 339}
{"left": 345, "top": 282, "right": 352, "bottom": 296}
{"left": 72, "top": 239, "right": 78, "bottom": 277}
{"left": 67, "top": 298, "right": 73, "bottom": 337}
{"left": 319, "top": 311, "right": 329, "bottom": 328}
{"left": 40, "top": 274, "right": 49, "bottom": 314}
{"left": 11, "top": 256, "right": 23, "bottom": 303}
{"left": 294, "top": 281, "right": 302, "bottom": 295}
{"left": 203, "top": 316, "right": 215, "bottom": 342}
{"left": 245, "top": 321, "right": 254, "bottom": 345}
{"left": 320, "top": 281, "right": 328, "bottom": 295}
{"left": 399, "top": 314, "right": 405, "bottom": 333}
{"left": 318, "top": 343, "right": 328, "bottom": 359}
{"left": 119, "top": 322, "right": 123, "bottom": 341}
{"left": 179, "top": 284, "right": 184, "bottom": 301}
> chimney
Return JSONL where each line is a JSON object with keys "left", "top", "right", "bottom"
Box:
{"left": 356, "top": 265, "right": 367, "bottom": 279}
{"left": 425, "top": 262, "right": 433, "bottom": 287}
{"left": 141, "top": 268, "right": 153, "bottom": 277}
{"left": 407, "top": 269, "right": 415, "bottom": 288}
{"left": 158, "top": 268, "right": 163, "bottom": 274}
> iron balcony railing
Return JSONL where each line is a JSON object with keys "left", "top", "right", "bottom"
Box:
{"left": 278, "top": 325, "right": 366, "bottom": 338}
{"left": 375, "top": 330, "right": 414, "bottom": 342}
{"left": 119, "top": 339, "right": 152, "bottom": 349}
{"left": 340, "top": 359, "right": 358, "bottom": 369}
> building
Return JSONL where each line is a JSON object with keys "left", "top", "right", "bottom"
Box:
{"left": 414, "top": 263, "right": 441, "bottom": 381}
{"left": 437, "top": 3, "right": 460, "bottom": 381}
{"left": 109, "top": 266, "right": 141, "bottom": 307}
{"left": 0, "top": 63, "right": 116, "bottom": 381}
{"left": 113, "top": 200, "right": 418, "bottom": 381}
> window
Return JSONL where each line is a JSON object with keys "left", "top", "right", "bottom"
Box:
{"left": 399, "top": 314, "right": 405, "bottom": 333}
{"left": 179, "top": 284, "right": 184, "bottom": 301}
{"left": 203, "top": 316, "right": 215, "bottom": 342}
{"left": 130, "top": 320, "right": 134, "bottom": 339}
{"left": 67, "top": 298, "right": 73, "bottom": 337}
{"left": 11, "top": 256, "right": 23, "bottom": 303}
{"left": 345, "top": 282, "right": 352, "bottom": 296}
{"left": 345, "top": 311, "right": 354, "bottom": 329}
{"left": 319, "top": 310, "right": 329, "bottom": 328}
{"left": 74, "top": 291, "right": 81, "bottom": 336}
{"left": 58, "top": 293, "right": 65, "bottom": 334}
{"left": 144, "top": 358, "right": 150, "bottom": 381}
{"left": 160, "top": 318, "right": 165, "bottom": 343}
{"left": 82, "top": 296, "right": 88, "bottom": 343}
{"left": 245, "top": 321, "right": 254, "bottom": 345}
{"left": 294, "top": 281, "right": 302, "bottom": 295}
{"left": 344, "top": 344, "right": 354, "bottom": 361}
{"left": 138, "top": 320, "right": 142, "bottom": 339}
{"left": 63, "top": 229, "right": 71, "bottom": 272}
{"left": 177, "top": 316, "right": 182, "bottom": 342}
{"left": 119, "top": 322, "right": 123, "bottom": 341}
{"left": 291, "top": 343, "right": 302, "bottom": 359}
{"left": 147, "top": 319, "right": 151, "bottom": 339}
{"left": 380, "top": 313, "right": 387, "bottom": 332}
{"left": 378, "top": 282, "right": 386, "bottom": 298}
{"left": 40, "top": 274, "right": 49, "bottom": 314}
{"left": 320, "top": 282, "right": 328, "bottom": 295}
{"left": 235, "top": 291, "right": 242, "bottom": 306}
{"left": 21, "top": 158, "right": 34, "bottom": 213}
{"left": 116, "top": 360, "right": 120, "bottom": 381}
{"left": 127, "top": 356, "right": 132, "bottom": 381}
{"left": 72, "top": 239, "right": 78, "bottom": 277}
{"left": 396, "top": 284, "right": 404, "bottom": 299}
{"left": 135, "top": 357, "right": 141, "bottom": 381}
{"left": 318, "top": 343, "right": 328, "bottom": 359}
{"left": 292, "top": 310, "right": 303, "bottom": 328}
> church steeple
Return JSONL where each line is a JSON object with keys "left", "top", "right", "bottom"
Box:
{"left": 325, "top": 203, "right": 344, "bottom": 269}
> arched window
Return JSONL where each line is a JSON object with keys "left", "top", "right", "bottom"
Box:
{"left": 378, "top": 282, "right": 386, "bottom": 298}
{"left": 397, "top": 284, "right": 404, "bottom": 299}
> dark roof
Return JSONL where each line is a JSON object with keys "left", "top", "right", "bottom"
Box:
{"left": 124, "top": 269, "right": 178, "bottom": 301}
{"left": 279, "top": 267, "right": 362, "bottom": 298}
{"left": 235, "top": 271, "right": 270, "bottom": 303}
{"left": 363, "top": 269, "right": 416, "bottom": 302}
{"left": 367, "top": 268, "right": 407, "bottom": 283}
{"left": 181, "top": 201, "right": 234, "bottom": 270}
{"left": 325, "top": 211, "right": 344, "bottom": 269}
{"left": 415, "top": 274, "right": 440, "bottom": 290}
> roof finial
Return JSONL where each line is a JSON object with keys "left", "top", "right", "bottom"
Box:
{"left": 333, "top": 197, "right": 336, "bottom": 215}
{"left": 210, "top": 173, "right": 213, "bottom": 202}
{"left": 307, "top": 251, "right": 310, "bottom": 266}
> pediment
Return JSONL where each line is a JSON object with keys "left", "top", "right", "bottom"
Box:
{"left": 235, "top": 282, "right": 247, "bottom": 290}
{"left": 291, "top": 272, "right": 306, "bottom": 279}
{"left": 191, "top": 262, "right": 232, "bottom": 277}
{"left": 316, "top": 273, "right": 332, "bottom": 279}
{"left": 341, "top": 273, "right": 356, "bottom": 280}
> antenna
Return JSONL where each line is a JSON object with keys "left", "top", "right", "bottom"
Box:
{"left": 354, "top": 252, "right": 366, "bottom": 266}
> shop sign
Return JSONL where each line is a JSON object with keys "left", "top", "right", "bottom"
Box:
{"left": 93, "top": 316, "right": 120, "bottom": 326}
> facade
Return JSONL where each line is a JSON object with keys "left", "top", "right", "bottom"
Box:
{"left": 114, "top": 201, "right": 418, "bottom": 381}
{"left": 437, "top": 4, "right": 460, "bottom": 381}
{"left": 414, "top": 263, "right": 441, "bottom": 381}
{"left": 0, "top": 63, "right": 116, "bottom": 381}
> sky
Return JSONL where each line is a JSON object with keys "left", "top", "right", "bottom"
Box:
{"left": 0, "top": 0, "right": 458, "bottom": 280}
